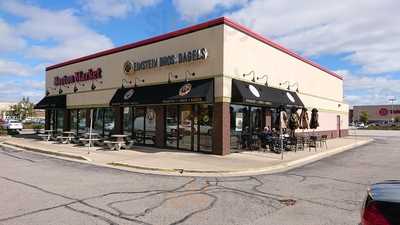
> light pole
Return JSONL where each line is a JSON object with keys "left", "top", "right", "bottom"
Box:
{"left": 388, "top": 96, "right": 396, "bottom": 123}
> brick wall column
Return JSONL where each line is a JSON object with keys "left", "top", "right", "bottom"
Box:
{"left": 45, "top": 109, "right": 51, "bottom": 130}
{"left": 212, "top": 102, "right": 231, "bottom": 155}
{"left": 113, "top": 107, "right": 123, "bottom": 134}
{"left": 155, "top": 106, "right": 165, "bottom": 147}
{"left": 63, "top": 109, "right": 71, "bottom": 131}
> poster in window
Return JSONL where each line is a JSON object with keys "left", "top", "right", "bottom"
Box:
{"left": 235, "top": 112, "right": 243, "bottom": 131}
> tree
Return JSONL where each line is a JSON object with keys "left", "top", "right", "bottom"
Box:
{"left": 395, "top": 116, "right": 400, "bottom": 123}
{"left": 359, "top": 111, "right": 369, "bottom": 124}
{"left": 8, "top": 97, "right": 35, "bottom": 120}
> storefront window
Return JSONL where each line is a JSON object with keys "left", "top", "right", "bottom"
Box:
{"left": 145, "top": 107, "right": 156, "bottom": 145}
{"left": 165, "top": 106, "right": 178, "bottom": 148}
{"left": 198, "top": 104, "right": 213, "bottom": 152}
{"left": 78, "top": 109, "right": 88, "bottom": 134}
{"left": 56, "top": 109, "right": 64, "bottom": 133}
{"left": 71, "top": 110, "right": 78, "bottom": 134}
{"left": 49, "top": 109, "right": 56, "bottom": 132}
{"left": 230, "top": 105, "right": 250, "bottom": 149}
{"left": 93, "top": 108, "right": 104, "bottom": 136}
{"left": 123, "top": 107, "right": 133, "bottom": 137}
{"left": 251, "top": 107, "right": 262, "bottom": 134}
{"left": 104, "top": 108, "right": 115, "bottom": 136}
{"left": 133, "top": 107, "right": 145, "bottom": 144}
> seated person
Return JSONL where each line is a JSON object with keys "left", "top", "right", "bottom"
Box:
{"left": 259, "top": 126, "right": 273, "bottom": 148}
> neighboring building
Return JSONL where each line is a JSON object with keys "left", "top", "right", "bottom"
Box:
{"left": 35, "top": 17, "right": 349, "bottom": 155}
{"left": 353, "top": 105, "right": 400, "bottom": 123}
{"left": 349, "top": 109, "right": 354, "bottom": 123}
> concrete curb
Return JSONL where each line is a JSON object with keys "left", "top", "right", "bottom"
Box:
{"left": 108, "top": 162, "right": 233, "bottom": 174}
{"left": 0, "top": 138, "right": 373, "bottom": 177}
{"left": 1, "top": 142, "right": 90, "bottom": 161}
{"left": 110, "top": 139, "right": 374, "bottom": 176}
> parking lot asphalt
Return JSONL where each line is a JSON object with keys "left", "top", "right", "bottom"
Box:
{"left": 0, "top": 130, "right": 399, "bottom": 225}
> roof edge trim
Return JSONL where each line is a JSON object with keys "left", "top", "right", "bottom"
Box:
{"left": 46, "top": 17, "right": 342, "bottom": 80}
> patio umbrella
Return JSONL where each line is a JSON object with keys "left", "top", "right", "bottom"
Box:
{"left": 310, "top": 108, "right": 319, "bottom": 129}
{"left": 275, "top": 106, "right": 288, "bottom": 129}
{"left": 288, "top": 107, "right": 300, "bottom": 130}
{"left": 275, "top": 106, "right": 288, "bottom": 160}
{"left": 299, "top": 108, "right": 309, "bottom": 130}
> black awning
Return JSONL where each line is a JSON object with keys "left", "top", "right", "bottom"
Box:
{"left": 231, "top": 79, "right": 304, "bottom": 108}
{"left": 34, "top": 95, "right": 66, "bottom": 109}
{"left": 110, "top": 79, "right": 214, "bottom": 106}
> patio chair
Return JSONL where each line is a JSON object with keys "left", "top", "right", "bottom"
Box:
{"left": 320, "top": 135, "right": 328, "bottom": 149}
{"left": 295, "top": 136, "right": 305, "bottom": 152}
{"left": 308, "top": 136, "right": 318, "bottom": 152}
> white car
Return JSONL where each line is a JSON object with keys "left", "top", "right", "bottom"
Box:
{"left": 2, "top": 120, "right": 23, "bottom": 131}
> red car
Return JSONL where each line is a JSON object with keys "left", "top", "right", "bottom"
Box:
{"left": 361, "top": 180, "right": 400, "bottom": 225}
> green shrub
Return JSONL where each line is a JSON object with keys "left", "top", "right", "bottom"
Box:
{"left": 33, "top": 124, "right": 44, "bottom": 133}
{"left": 0, "top": 127, "right": 8, "bottom": 136}
{"left": 23, "top": 122, "right": 34, "bottom": 129}
{"left": 366, "top": 125, "right": 400, "bottom": 130}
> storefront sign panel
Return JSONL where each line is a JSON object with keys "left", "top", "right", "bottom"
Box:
{"left": 124, "top": 48, "right": 208, "bottom": 75}
{"left": 54, "top": 68, "right": 102, "bottom": 86}
{"left": 162, "top": 97, "right": 204, "bottom": 104}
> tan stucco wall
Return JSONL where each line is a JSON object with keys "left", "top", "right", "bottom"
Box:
{"left": 222, "top": 25, "right": 348, "bottom": 131}
{"left": 46, "top": 25, "right": 225, "bottom": 104}
{"left": 222, "top": 25, "right": 343, "bottom": 101}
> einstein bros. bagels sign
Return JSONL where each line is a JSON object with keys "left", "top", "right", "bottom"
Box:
{"left": 123, "top": 48, "right": 208, "bottom": 75}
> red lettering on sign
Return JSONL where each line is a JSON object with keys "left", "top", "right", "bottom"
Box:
{"left": 54, "top": 68, "right": 102, "bottom": 86}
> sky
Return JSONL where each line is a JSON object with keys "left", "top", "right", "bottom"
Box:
{"left": 1, "top": 0, "right": 400, "bottom": 106}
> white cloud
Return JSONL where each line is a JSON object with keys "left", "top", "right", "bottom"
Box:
{"left": 25, "top": 80, "right": 45, "bottom": 89}
{"left": 1, "top": 1, "right": 114, "bottom": 62}
{"left": 228, "top": 0, "right": 400, "bottom": 74}
{"left": 0, "top": 80, "right": 44, "bottom": 102}
{"left": 0, "top": 59, "right": 37, "bottom": 77}
{"left": 173, "top": 0, "right": 248, "bottom": 21}
{"left": 80, "top": 0, "right": 161, "bottom": 21}
{"left": 0, "top": 18, "right": 26, "bottom": 52}
{"left": 338, "top": 70, "right": 400, "bottom": 106}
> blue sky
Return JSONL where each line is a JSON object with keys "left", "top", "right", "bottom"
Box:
{"left": 1, "top": 0, "right": 400, "bottom": 106}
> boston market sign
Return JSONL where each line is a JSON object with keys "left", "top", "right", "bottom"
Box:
{"left": 54, "top": 68, "right": 102, "bottom": 86}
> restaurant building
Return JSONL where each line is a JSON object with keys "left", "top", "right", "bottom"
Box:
{"left": 35, "top": 17, "right": 349, "bottom": 155}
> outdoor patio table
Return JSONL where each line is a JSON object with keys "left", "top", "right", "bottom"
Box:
{"left": 84, "top": 132, "right": 99, "bottom": 136}
{"left": 111, "top": 134, "right": 127, "bottom": 142}
{"left": 105, "top": 134, "right": 128, "bottom": 150}
{"left": 44, "top": 130, "right": 54, "bottom": 135}
{"left": 38, "top": 133, "right": 52, "bottom": 141}
{"left": 60, "top": 131, "right": 75, "bottom": 144}
{"left": 79, "top": 137, "right": 101, "bottom": 147}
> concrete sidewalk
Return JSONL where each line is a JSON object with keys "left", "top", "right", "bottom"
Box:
{"left": 0, "top": 135, "right": 372, "bottom": 176}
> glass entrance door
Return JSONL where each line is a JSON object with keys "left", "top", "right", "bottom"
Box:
{"left": 179, "top": 105, "right": 194, "bottom": 151}
{"left": 164, "top": 104, "right": 213, "bottom": 152}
